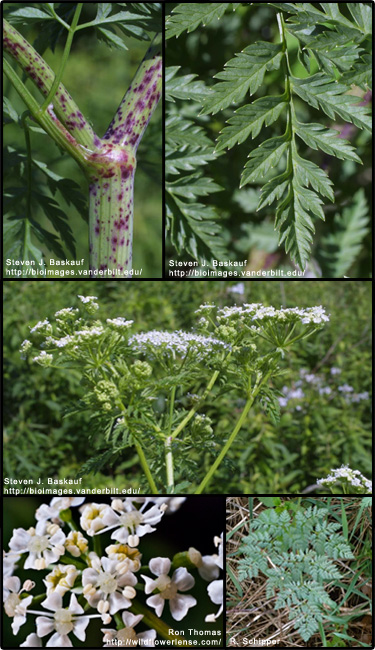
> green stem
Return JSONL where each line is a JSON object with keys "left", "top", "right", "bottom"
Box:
{"left": 170, "top": 369, "right": 220, "bottom": 440}
{"left": 3, "top": 18, "right": 98, "bottom": 148}
{"left": 40, "top": 3, "right": 83, "bottom": 112}
{"left": 165, "top": 436, "right": 174, "bottom": 490}
{"left": 135, "top": 442, "right": 158, "bottom": 494}
{"left": 130, "top": 600, "right": 186, "bottom": 643}
{"left": 195, "top": 369, "right": 274, "bottom": 494}
{"left": 195, "top": 395, "right": 255, "bottom": 494}
{"left": 3, "top": 58, "right": 86, "bottom": 167}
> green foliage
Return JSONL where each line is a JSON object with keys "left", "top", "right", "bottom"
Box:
{"left": 3, "top": 280, "right": 371, "bottom": 493}
{"left": 166, "top": 66, "right": 227, "bottom": 264}
{"left": 166, "top": 2, "right": 372, "bottom": 276}
{"left": 319, "top": 189, "right": 370, "bottom": 277}
{"left": 166, "top": 3, "right": 231, "bottom": 39}
{"left": 238, "top": 505, "right": 354, "bottom": 641}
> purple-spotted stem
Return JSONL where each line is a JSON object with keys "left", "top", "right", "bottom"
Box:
{"left": 3, "top": 19, "right": 162, "bottom": 276}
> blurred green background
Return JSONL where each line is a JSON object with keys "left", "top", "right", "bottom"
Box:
{"left": 3, "top": 495, "right": 223, "bottom": 647}
{"left": 3, "top": 3, "right": 162, "bottom": 277}
{"left": 3, "top": 280, "right": 372, "bottom": 493}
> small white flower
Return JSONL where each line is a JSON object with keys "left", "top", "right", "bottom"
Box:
{"left": 36, "top": 592, "right": 90, "bottom": 647}
{"left": 43, "top": 564, "right": 79, "bottom": 595}
{"left": 105, "top": 543, "right": 142, "bottom": 572}
{"left": 106, "top": 317, "right": 134, "bottom": 329}
{"left": 55, "top": 308, "right": 79, "bottom": 320}
{"left": 36, "top": 497, "right": 85, "bottom": 523}
{"left": 32, "top": 351, "right": 53, "bottom": 366}
{"left": 82, "top": 554, "right": 137, "bottom": 614}
{"left": 80, "top": 503, "right": 116, "bottom": 536}
{"left": 98, "top": 499, "right": 166, "bottom": 547}
{"left": 205, "top": 579, "right": 223, "bottom": 622}
{"left": 30, "top": 319, "right": 52, "bottom": 334}
{"left": 9, "top": 522, "right": 66, "bottom": 570}
{"left": 129, "top": 330, "right": 229, "bottom": 362}
{"left": 77, "top": 295, "right": 98, "bottom": 304}
{"left": 19, "top": 339, "right": 32, "bottom": 358}
{"left": 3, "top": 576, "right": 34, "bottom": 635}
{"left": 101, "top": 611, "right": 156, "bottom": 646}
{"left": 142, "top": 557, "right": 196, "bottom": 621}
{"left": 64, "top": 531, "right": 89, "bottom": 557}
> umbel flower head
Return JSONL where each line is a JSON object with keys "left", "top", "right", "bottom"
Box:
{"left": 129, "top": 330, "right": 229, "bottom": 361}
{"left": 317, "top": 465, "right": 372, "bottom": 493}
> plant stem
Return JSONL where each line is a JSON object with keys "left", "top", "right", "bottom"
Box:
{"left": 83, "top": 143, "right": 137, "bottom": 273}
{"left": 170, "top": 369, "right": 220, "bottom": 440}
{"left": 165, "top": 436, "right": 174, "bottom": 490}
{"left": 195, "top": 395, "right": 255, "bottom": 494}
{"left": 3, "top": 18, "right": 98, "bottom": 148}
{"left": 3, "top": 58, "right": 87, "bottom": 166}
{"left": 40, "top": 3, "right": 83, "bottom": 112}
{"left": 134, "top": 442, "right": 158, "bottom": 494}
{"left": 195, "top": 369, "right": 274, "bottom": 493}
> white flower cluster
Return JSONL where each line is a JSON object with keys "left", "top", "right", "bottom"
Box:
{"left": 216, "top": 303, "right": 329, "bottom": 325}
{"left": 106, "top": 318, "right": 134, "bottom": 330}
{"left": 3, "top": 497, "right": 223, "bottom": 647}
{"left": 317, "top": 465, "right": 372, "bottom": 493}
{"left": 29, "top": 319, "right": 52, "bottom": 334}
{"left": 129, "top": 330, "right": 229, "bottom": 361}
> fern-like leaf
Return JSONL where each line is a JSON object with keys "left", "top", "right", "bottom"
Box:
{"left": 240, "top": 135, "right": 289, "bottom": 187}
{"left": 166, "top": 3, "right": 231, "bottom": 39}
{"left": 166, "top": 66, "right": 226, "bottom": 264}
{"left": 292, "top": 74, "right": 372, "bottom": 131}
{"left": 201, "top": 42, "right": 283, "bottom": 115}
{"left": 295, "top": 122, "right": 362, "bottom": 163}
{"left": 216, "top": 95, "right": 287, "bottom": 150}
{"left": 319, "top": 189, "right": 369, "bottom": 277}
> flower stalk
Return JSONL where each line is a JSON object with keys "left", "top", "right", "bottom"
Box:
{"left": 3, "top": 17, "right": 161, "bottom": 276}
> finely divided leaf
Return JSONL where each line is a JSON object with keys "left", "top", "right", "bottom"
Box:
{"left": 240, "top": 135, "right": 289, "bottom": 187}
{"left": 276, "top": 179, "right": 325, "bottom": 270}
{"left": 292, "top": 74, "right": 372, "bottom": 131}
{"left": 167, "top": 174, "right": 223, "bottom": 199}
{"left": 295, "top": 122, "right": 362, "bottom": 163}
{"left": 166, "top": 146, "right": 217, "bottom": 175}
{"left": 166, "top": 195, "right": 227, "bottom": 263}
{"left": 201, "top": 42, "right": 283, "bottom": 115}
{"left": 216, "top": 95, "right": 287, "bottom": 151}
{"left": 166, "top": 67, "right": 212, "bottom": 102}
{"left": 292, "top": 152, "right": 334, "bottom": 201}
{"left": 320, "top": 189, "right": 369, "bottom": 277}
{"left": 166, "top": 3, "right": 230, "bottom": 39}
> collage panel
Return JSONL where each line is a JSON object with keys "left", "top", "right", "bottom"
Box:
{"left": 3, "top": 495, "right": 224, "bottom": 648}
{"left": 226, "top": 496, "right": 372, "bottom": 648}
{"left": 3, "top": 2, "right": 162, "bottom": 279}
{"left": 3, "top": 280, "right": 372, "bottom": 495}
{"left": 165, "top": 3, "right": 372, "bottom": 279}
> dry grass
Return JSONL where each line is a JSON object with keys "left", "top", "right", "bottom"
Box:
{"left": 226, "top": 497, "right": 372, "bottom": 648}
